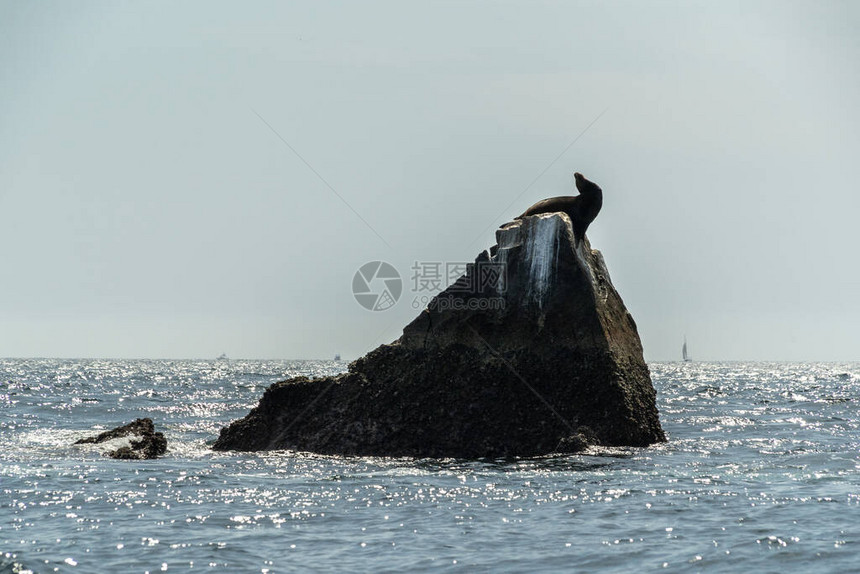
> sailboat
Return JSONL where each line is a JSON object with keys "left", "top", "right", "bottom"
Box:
{"left": 682, "top": 337, "right": 691, "bottom": 362}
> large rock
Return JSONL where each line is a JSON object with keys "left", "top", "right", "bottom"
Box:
{"left": 74, "top": 417, "right": 167, "bottom": 459}
{"left": 214, "top": 213, "right": 665, "bottom": 457}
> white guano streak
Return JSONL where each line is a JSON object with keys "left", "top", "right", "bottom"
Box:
{"left": 493, "top": 224, "right": 520, "bottom": 292}
{"left": 524, "top": 215, "right": 560, "bottom": 308}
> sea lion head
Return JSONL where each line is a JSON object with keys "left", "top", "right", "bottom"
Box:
{"left": 574, "top": 172, "right": 601, "bottom": 195}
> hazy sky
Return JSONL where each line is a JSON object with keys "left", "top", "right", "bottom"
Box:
{"left": 2, "top": 1, "right": 858, "bottom": 361}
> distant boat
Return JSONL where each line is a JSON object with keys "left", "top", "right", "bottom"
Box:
{"left": 334, "top": 354, "right": 341, "bottom": 361}
{"left": 682, "top": 338, "right": 691, "bottom": 362}
{"left": 216, "top": 353, "right": 229, "bottom": 361}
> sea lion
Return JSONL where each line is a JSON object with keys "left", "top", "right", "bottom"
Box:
{"left": 515, "top": 172, "right": 603, "bottom": 246}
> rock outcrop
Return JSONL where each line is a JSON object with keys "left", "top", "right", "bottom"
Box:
{"left": 74, "top": 417, "right": 167, "bottom": 459}
{"left": 214, "top": 213, "right": 665, "bottom": 457}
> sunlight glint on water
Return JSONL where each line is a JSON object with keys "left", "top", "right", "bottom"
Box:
{"left": 1, "top": 360, "right": 859, "bottom": 572}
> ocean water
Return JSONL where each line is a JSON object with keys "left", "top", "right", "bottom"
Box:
{"left": 1, "top": 360, "right": 859, "bottom": 573}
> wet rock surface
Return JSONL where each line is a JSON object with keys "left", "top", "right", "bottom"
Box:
{"left": 74, "top": 417, "right": 167, "bottom": 460}
{"left": 214, "top": 214, "right": 665, "bottom": 457}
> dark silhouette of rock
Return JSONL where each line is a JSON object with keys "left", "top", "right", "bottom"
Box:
{"left": 214, "top": 213, "right": 665, "bottom": 457}
{"left": 74, "top": 417, "right": 167, "bottom": 459}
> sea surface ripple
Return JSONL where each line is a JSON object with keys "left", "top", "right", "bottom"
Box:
{"left": 1, "top": 359, "right": 859, "bottom": 573}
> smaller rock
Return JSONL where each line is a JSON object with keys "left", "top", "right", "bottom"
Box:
{"left": 555, "top": 427, "right": 598, "bottom": 453}
{"left": 74, "top": 417, "right": 167, "bottom": 460}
